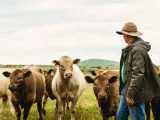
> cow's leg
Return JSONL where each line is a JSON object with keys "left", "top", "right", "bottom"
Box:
{"left": 66, "top": 102, "right": 69, "bottom": 111}
{"left": 0, "top": 95, "right": 8, "bottom": 114}
{"left": 55, "top": 102, "right": 58, "bottom": 113}
{"left": 63, "top": 101, "right": 66, "bottom": 114}
{"left": 145, "top": 102, "right": 150, "bottom": 120}
{"left": 70, "top": 97, "right": 78, "bottom": 120}
{"left": 12, "top": 101, "right": 21, "bottom": 120}
{"left": 151, "top": 99, "right": 160, "bottom": 120}
{"left": 42, "top": 92, "right": 48, "bottom": 115}
{"left": 102, "top": 115, "right": 108, "bottom": 120}
{"left": 57, "top": 97, "right": 63, "bottom": 120}
{"left": 37, "top": 100, "right": 43, "bottom": 120}
{"left": 63, "top": 101, "right": 69, "bottom": 114}
{"left": 103, "top": 117, "right": 108, "bottom": 120}
{"left": 8, "top": 96, "right": 15, "bottom": 115}
{"left": 23, "top": 102, "right": 32, "bottom": 120}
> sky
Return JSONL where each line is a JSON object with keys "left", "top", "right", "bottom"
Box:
{"left": 0, "top": 0, "right": 160, "bottom": 65}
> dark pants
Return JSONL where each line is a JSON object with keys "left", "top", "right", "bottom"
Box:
{"left": 116, "top": 89, "right": 145, "bottom": 120}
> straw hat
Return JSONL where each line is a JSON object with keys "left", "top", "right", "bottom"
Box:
{"left": 116, "top": 22, "right": 143, "bottom": 37}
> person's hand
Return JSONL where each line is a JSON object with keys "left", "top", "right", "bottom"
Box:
{"left": 126, "top": 97, "right": 134, "bottom": 105}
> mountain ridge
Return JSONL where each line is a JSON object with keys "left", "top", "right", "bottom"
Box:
{"left": 80, "top": 59, "right": 119, "bottom": 66}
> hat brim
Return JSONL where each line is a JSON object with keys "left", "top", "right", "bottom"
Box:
{"left": 116, "top": 30, "right": 143, "bottom": 37}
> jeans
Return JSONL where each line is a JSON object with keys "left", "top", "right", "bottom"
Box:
{"left": 116, "top": 88, "right": 145, "bottom": 120}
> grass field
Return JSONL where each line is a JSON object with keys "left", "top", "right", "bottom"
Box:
{"left": 0, "top": 68, "right": 154, "bottom": 120}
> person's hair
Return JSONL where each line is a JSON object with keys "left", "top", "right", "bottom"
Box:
{"left": 127, "top": 35, "right": 138, "bottom": 40}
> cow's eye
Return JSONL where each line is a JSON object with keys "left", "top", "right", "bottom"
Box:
{"left": 106, "top": 84, "right": 110, "bottom": 88}
{"left": 94, "top": 84, "right": 98, "bottom": 87}
{"left": 61, "top": 68, "right": 65, "bottom": 71}
{"left": 60, "top": 65, "right": 63, "bottom": 67}
{"left": 60, "top": 65, "right": 65, "bottom": 71}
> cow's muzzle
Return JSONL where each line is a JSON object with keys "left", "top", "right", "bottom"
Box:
{"left": 8, "top": 84, "right": 18, "bottom": 91}
{"left": 98, "top": 93, "right": 107, "bottom": 100}
{"left": 64, "top": 73, "right": 72, "bottom": 79}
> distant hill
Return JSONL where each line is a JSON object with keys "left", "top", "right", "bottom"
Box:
{"left": 80, "top": 59, "right": 119, "bottom": 67}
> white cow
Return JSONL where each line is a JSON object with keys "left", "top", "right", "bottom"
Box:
{"left": 51, "top": 56, "right": 86, "bottom": 120}
{"left": 0, "top": 79, "right": 15, "bottom": 115}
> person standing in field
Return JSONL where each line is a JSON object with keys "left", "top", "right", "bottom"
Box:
{"left": 116, "top": 22, "right": 160, "bottom": 120}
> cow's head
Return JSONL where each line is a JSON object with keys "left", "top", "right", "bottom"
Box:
{"left": 44, "top": 68, "right": 57, "bottom": 83}
{"left": 85, "top": 70, "right": 119, "bottom": 101}
{"left": 153, "top": 64, "right": 160, "bottom": 78}
{"left": 3, "top": 69, "right": 32, "bottom": 92}
{"left": 153, "top": 64, "right": 159, "bottom": 73}
{"left": 47, "top": 68, "right": 56, "bottom": 76}
{"left": 52, "top": 56, "right": 80, "bottom": 80}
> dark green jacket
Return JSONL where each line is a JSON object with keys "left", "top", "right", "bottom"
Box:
{"left": 119, "top": 37, "right": 160, "bottom": 103}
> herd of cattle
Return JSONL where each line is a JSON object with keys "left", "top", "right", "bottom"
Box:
{"left": 0, "top": 56, "right": 160, "bottom": 120}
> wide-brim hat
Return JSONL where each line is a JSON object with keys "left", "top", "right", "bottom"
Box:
{"left": 116, "top": 22, "right": 143, "bottom": 37}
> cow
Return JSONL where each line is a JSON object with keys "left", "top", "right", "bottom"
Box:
{"left": 42, "top": 68, "right": 70, "bottom": 115}
{"left": 42, "top": 68, "right": 57, "bottom": 115}
{"left": 2, "top": 65, "right": 45, "bottom": 120}
{"left": 0, "top": 78, "right": 15, "bottom": 115}
{"left": 85, "top": 70, "right": 120, "bottom": 120}
{"left": 145, "top": 64, "right": 160, "bottom": 120}
{"left": 51, "top": 56, "right": 86, "bottom": 120}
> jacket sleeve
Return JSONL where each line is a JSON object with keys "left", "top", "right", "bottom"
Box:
{"left": 126, "top": 51, "right": 145, "bottom": 99}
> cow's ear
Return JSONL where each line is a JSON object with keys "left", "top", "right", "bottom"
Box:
{"left": 85, "top": 76, "right": 94, "bottom": 83}
{"left": 73, "top": 59, "right": 80, "bottom": 64}
{"left": 52, "top": 60, "right": 60, "bottom": 66}
{"left": 48, "top": 69, "right": 55, "bottom": 76}
{"left": 23, "top": 71, "right": 32, "bottom": 78}
{"left": 43, "top": 70, "right": 48, "bottom": 77}
{"left": 108, "top": 76, "right": 118, "bottom": 83}
{"left": 91, "top": 71, "right": 96, "bottom": 76}
{"left": 3, "top": 71, "right": 11, "bottom": 78}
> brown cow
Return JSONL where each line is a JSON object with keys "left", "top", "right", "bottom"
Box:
{"left": 145, "top": 64, "right": 160, "bottom": 120}
{"left": 42, "top": 68, "right": 70, "bottom": 115}
{"left": 42, "top": 68, "right": 57, "bottom": 115}
{"left": 85, "top": 70, "right": 120, "bottom": 120}
{"left": 52, "top": 56, "right": 86, "bottom": 120}
{"left": 3, "top": 66, "right": 45, "bottom": 120}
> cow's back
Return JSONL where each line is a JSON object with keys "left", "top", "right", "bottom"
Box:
{"left": 23, "top": 65, "right": 44, "bottom": 75}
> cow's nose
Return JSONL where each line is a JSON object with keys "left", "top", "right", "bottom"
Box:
{"left": 9, "top": 84, "right": 15, "bottom": 88}
{"left": 65, "top": 73, "right": 72, "bottom": 78}
{"left": 8, "top": 84, "right": 16, "bottom": 90}
{"left": 98, "top": 93, "right": 107, "bottom": 99}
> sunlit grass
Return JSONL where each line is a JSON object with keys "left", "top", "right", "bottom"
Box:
{"left": 0, "top": 68, "right": 154, "bottom": 120}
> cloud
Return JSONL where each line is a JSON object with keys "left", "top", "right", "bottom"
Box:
{"left": 0, "top": 0, "right": 160, "bottom": 65}
{"left": 33, "top": 0, "right": 81, "bottom": 9}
